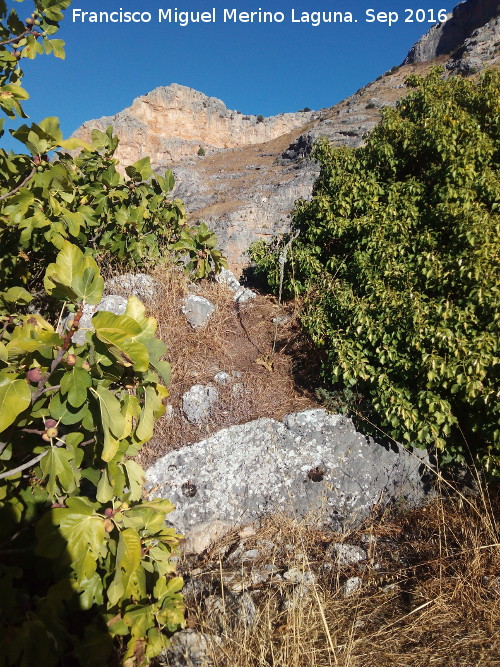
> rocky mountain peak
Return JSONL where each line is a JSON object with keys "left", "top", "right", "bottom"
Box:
{"left": 74, "top": 83, "right": 318, "bottom": 166}
{"left": 404, "top": 0, "right": 499, "bottom": 67}
{"left": 74, "top": 0, "right": 500, "bottom": 275}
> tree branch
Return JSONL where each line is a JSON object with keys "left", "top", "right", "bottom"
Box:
{"left": 0, "top": 450, "right": 47, "bottom": 481}
{"left": 0, "top": 29, "right": 29, "bottom": 48}
{"left": 32, "top": 304, "right": 84, "bottom": 403}
{"left": 0, "top": 166, "right": 36, "bottom": 202}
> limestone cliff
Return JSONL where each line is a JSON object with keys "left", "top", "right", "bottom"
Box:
{"left": 403, "top": 0, "right": 499, "bottom": 65}
{"left": 74, "top": 0, "right": 500, "bottom": 276}
{"left": 74, "top": 84, "right": 318, "bottom": 166}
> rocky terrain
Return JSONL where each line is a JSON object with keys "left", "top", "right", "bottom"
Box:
{"left": 72, "top": 7, "right": 500, "bottom": 662}
{"left": 74, "top": 3, "right": 500, "bottom": 275}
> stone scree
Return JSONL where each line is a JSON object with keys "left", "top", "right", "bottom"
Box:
{"left": 145, "top": 409, "right": 432, "bottom": 537}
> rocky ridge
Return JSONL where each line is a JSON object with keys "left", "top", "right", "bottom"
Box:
{"left": 73, "top": 1, "right": 500, "bottom": 275}
{"left": 74, "top": 83, "right": 318, "bottom": 166}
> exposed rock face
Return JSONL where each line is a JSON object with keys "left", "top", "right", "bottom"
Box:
{"left": 73, "top": 0, "right": 500, "bottom": 276}
{"left": 74, "top": 83, "right": 317, "bottom": 166}
{"left": 404, "top": 0, "right": 499, "bottom": 64}
{"left": 446, "top": 14, "right": 500, "bottom": 74}
{"left": 145, "top": 409, "right": 432, "bottom": 537}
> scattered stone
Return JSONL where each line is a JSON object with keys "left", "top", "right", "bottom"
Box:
{"left": 281, "top": 583, "right": 314, "bottom": 611}
{"left": 182, "top": 295, "right": 216, "bottom": 329}
{"left": 342, "top": 576, "right": 363, "bottom": 596}
{"left": 328, "top": 543, "right": 367, "bottom": 566}
{"left": 214, "top": 371, "right": 231, "bottom": 386}
{"left": 183, "top": 520, "right": 233, "bottom": 555}
{"left": 70, "top": 295, "right": 128, "bottom": 345}
{"left": 105, "top": 273, "right": 158, "bottom": 301}
{"left": 238, "top": 525, "right": 257, "bottom": 539}
{"left": 182, "top": 385, "right": 219, "bottom": 425}
{"left": 272, "top": 314, "right": 291, "bottom": 326}
{"left": 283, "top": 568, "right": 317, "bottom": 586}
{"left": 161, "top": 629, "right": 220, "bottom": 667}
{"left": 215, "top": 268, "right": 256, "bottom": 303}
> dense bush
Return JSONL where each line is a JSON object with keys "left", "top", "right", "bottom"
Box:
{"left": 0, "top": 2, "right": 200, "bottom": 663}
{"left": 1, "top": 13, "right": 226, "bottom": 290}
{"left": 0, "top": 244, "right": 184, "bottom": 665}
{"left": 251, "top": 69, "right": 500, "bottom": 473}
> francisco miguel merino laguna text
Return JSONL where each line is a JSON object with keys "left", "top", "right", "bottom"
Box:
{"left": 72, "top": 7, "right": 449, "bottom": 28}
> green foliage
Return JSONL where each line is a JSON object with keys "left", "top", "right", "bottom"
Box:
{"left": 0, "top": 4, "right": 226, "bottom": 290}
{"left": 169, "top": 220, "right": 228, "bottom": 279}
{"left": 197, "top": 145, "right": 205, "bottom": 156}
{"left": 256, "top": 114, "right": 264, "bottom": 123}
{"left": 250, "top": 69, "right": 500, "bottom": 473}
{"left": 0, "top": 118, "right": 226, "bottom": 289}
{"left": 0, "top": 243, "right": 184, "bottom": 664}
{"left": 0, "top": 3, "right": 188, "bottom": 663}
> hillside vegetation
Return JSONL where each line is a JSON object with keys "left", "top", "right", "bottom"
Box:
{"left": 251, "top": 68, "right": 500, "bottom": 475}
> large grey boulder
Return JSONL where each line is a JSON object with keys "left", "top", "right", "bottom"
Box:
{"left": 145, "top": 409, "right": 432, "bottom": 536}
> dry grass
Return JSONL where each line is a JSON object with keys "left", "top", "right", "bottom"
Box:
{"left": 175, "top": 479, "right": 499, "bottom": 667}
{"left": 113, "top": 264, "right": 498, "bottom": 666}
{"left": 136, "top": 262, "right": 317, "bottom": 466}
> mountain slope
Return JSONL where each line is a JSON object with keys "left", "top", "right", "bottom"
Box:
{"left": 74, "top": 0, "right": 500, "bottom": 275}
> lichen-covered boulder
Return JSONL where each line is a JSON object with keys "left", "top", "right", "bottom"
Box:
{"left": 146, "top": 409, "right": 432, "bottom": 536}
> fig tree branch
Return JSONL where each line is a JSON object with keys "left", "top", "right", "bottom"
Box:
{"left": 0, "top": 450, "right": 46, "bottom": 481}
{"left": 0, "top": 167, "right": 36, "bottom": 202}
{"left": 32, "top": 304, "right": 84, "bottom": 403}
{"left": 0, "top": 29, "right": 29, "bottom": 48}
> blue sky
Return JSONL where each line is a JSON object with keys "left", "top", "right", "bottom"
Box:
{"left": 7, "top": 0, "right": 454, "bottom": 147}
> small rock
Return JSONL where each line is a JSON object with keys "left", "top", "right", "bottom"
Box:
{"left": 182, "top": 385, "right": 218, "bottom": 424}
{"left": 283, "top": 568, "right": 317, "bottom": 586}
{"left": 241, "top": 549, "right": 260, "bottom": 561}
{"left": 182, "top": 295, "right": 216, "bottom": 329}
{"left": 70, "top": 295, "right": 128, "bottom": 345}
{"left": 162, "top": 629, "right": 219, "bottom": 666}
{"left": 342, "top": 576, "right": 362, "bottom": 596}
{"left": 328, "top": 543, "right": 367, "bottom": 566}
{"left": 238, "top": 592, "right": 258, "bottom": 628}
{"left": 214, "top": 371, "right": 232, "bottom": 386}
{"left": 255, "top": 539, "right": 276, "bottom": 555}
{"left": 215, "top": 268, "right": 256, "bottom": 303}
{"left": 271, "top": 314, "right": 290, "bottom": 326}
{"left": 238, "top": 525, "right": 257, "bottom": 539}
{"left": 183, "top": 520, "right": 233, "bottom": 555}
{"left": 281, "top": 583, "right": 314, "bottom": 611}
{"left": 221, "top": 572, "right": 248, "bottom": 593}
{"left": 105, "top": 273, "right": 158, "bottom": 301}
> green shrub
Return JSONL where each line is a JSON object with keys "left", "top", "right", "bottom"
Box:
{"left": 250, "top": 69, "right": 500, "bottom": 473}
{"left": 197, "top": 145, "right": 205, "bottom": 156}
{"left": 0, "top": 8, "right": 226, "bottom": 289}
{"left": 0, "top": 3, "right": 187, "bottom": 663}
{"left": 0, "top": 243, "right": 184, "bottom": 664}
{"left": 256, "top": 114, "right": 264, "bottom": 123}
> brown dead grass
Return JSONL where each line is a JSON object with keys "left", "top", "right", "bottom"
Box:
{"left": 177, "top": 481, "right": 499, "bottom": 667}
{"left": 137, "top": 263, "right": 317, "bottom": 467}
